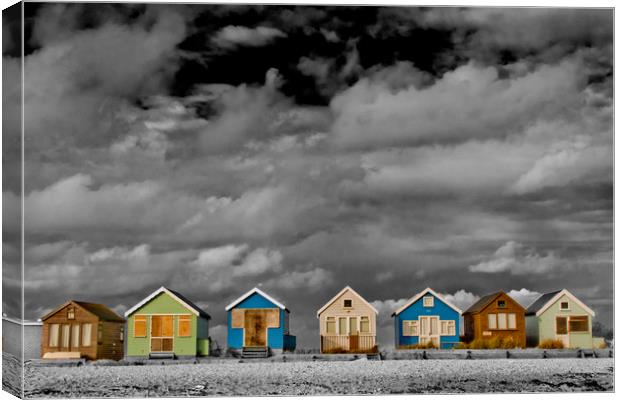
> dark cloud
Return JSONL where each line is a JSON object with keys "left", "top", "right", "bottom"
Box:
{"left": 2, "top": 4, "right": 612, "bottom": 346}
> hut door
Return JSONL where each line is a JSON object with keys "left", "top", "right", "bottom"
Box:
{"left": 244, "top": 310, "right": 267, "bottom": 347}
{"left": 419, "top": 316, "right": 440, "bottom": 347}
{"left": 555, "top": 316, "right": 569, "bottom": 347}
{"left": 151, "top": 315, "right": 174, "bottom": 352}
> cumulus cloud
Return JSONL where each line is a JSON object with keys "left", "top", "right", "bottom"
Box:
{"left": 507, "top": 288, "right": 542, "bottom": 309}
{"left": 441, "top": 290, "right": 480, "bottom": 312}
{"left": 212, "top": 25, "right": 287, "bottom": 49}
{"left": 468, "top": 241, "right": 563, "bottom": 275}
{"left": 330, "top": 57, "right": 586, "bottom": 149}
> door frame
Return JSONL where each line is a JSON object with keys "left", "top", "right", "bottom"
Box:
{"left": 242, "top": 308, "right": 270, "bottom": 347}
{"left": 150, "top": 315, "right": 175, "bottom": 353}
{"left": 554, "top": 316, "right": 570, "bottom": 348}
{"left": 418, "top": 315, "right": 440, "bottom": 347}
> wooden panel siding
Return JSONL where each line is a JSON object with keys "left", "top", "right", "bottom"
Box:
{"left": 318, "top": 287, "right": 377, "bottom": 353}
{"left": 463, "top": 292, "right": 526, "bottom": 347}
{"left": 41, "top": 301, "right": 124, "bottom": 360}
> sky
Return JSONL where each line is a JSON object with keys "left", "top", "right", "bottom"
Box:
{"left": 2, "top": 3, "right": 613, "bottom": 349}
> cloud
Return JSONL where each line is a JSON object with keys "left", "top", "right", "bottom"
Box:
{"left": 468, "top": 241, "right": 562, "bottom": 275}
{"left": 441, "top": 290, "right": 480, "bottom": 312}
{"left": 329, "top": 58, "right": 585, "bottom": 149}
{"left": 507, "top": 288, "right": 541, "bottom": 308}
{"left": 212, "top": 25, "right": 287, "bottom": 49}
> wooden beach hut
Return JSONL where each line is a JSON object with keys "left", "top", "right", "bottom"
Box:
{"left": 124, "top": 287, "right": 210, "bottom": 359}
{"left": 317, "top": 286, "right": 378, "bottom": 353}
{"left": 391, "top": 287, "right": 462, "bottom": 349}
{"left": 462, "top": 291, "right": 526, "bottom": 347}
{"left": 40, "top": 300, "right": 125, "bottom": 360}
{"left": 226, "top": 287, "right": 296, "bottom": 357}
{"left": 525, "top": 289, "right": 599, "bottom": 348}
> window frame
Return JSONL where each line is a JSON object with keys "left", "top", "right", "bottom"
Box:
{"left": 326, "top": 317, "right": 336, "bottom": 334}
{"left": 403, "top": 320, "right": 419, "bottom": 336}
{"left": 134, "top": 315, "right": 147, "bottom": 338}
{"left": 178, "top": 315, "right": 192, "bottom": 338}
{"left": 343, "top": 299, "right": 353, "bottom": 308}
{"left": 497, "top": 313, "right": 507, "bottom": 330}
{"left": 359, "top": 316, "right": 370, "bottom": 333}
{"left": 508, "top": 313, "right": 516, "bottom": 329}
{"left": 497, "top": 300, "right": 506, "bottom": 308}
{"left": 568, "top": 315, "right": 589, "bottom": 333}
{"left": 423, "top": 296, "right": 434, "bottom": 308}
{"left": 82, "top": 323, "right": 92, "bottom": 347}
{"left": 48, "top": 323, "right": 60, "bottom": 347}
{"left": 67, "top": 307, "right": 75, "bottom": 320}
{"left": 560, "top": 301, "right": 570, "bottom": 311}
{"left": 487, "top": 313, "right": 497, "bottom": 329}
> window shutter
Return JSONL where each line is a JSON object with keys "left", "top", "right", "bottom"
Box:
{"left": 231, "top": 309, "right": 244, "bottom": 328}
{"left": 178, "top": 315, "right": 192, "bottom": 337}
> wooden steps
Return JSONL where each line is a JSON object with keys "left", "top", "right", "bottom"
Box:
{"left": 149, "top": 352, "right": 176, "bottom": 359}
{"left": 242, "top": 346, "right": 269, "bottom": 358}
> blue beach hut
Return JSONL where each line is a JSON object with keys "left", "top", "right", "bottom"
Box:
{"left": 225, "top": 287, "right": 296, "bottom": 356}
{"left": 392, "top": 287, "right": 462, "bottom": 349}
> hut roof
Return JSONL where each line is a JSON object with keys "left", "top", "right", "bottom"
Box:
{"left": 41, "top": 300, "right": 125, "bottom": 322}
{"left": 124, "top": 286, "right": 210, "bottom": 319}
{"left": 225, "top": 287, "right": 289, "bottom": 312}
{"left": 391, "top": 287, "right": 462, "bottom": 317}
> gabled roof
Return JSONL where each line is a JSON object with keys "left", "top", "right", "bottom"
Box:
{"left": 463, "top": 290, "right": 527, "bottom": 314}
{"left": 525, "top": 290, "right": 562, "bottom": 316}
{"left": 526, "top": 289, "right": 595, "bottom": 317}
{"left": 391, "top": 287, "right": 462, "bottom": 317}
{"left": 42, "top": 300, "right": 125, "bottom": 322}
{"left": 316, "top": 286, "right": 378, "bottom": 317}
{"left": 124, "top": 287, "right": 210, "bottom": 318}
{"left": 225, "top": 287, "right": 288, "bottom": 312}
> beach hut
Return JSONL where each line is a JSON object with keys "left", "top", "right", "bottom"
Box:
{"left": 525, "top": 289, "right": 599, "bottom": 348}
{"left": 462, "top": 291, "right": 526, "bottom": 347}
{"left": 2, "top": 314, "right": 43, "bottom": 360}
{"left": 317, "top": 286, "right": 378, "bottom": 353}
{"left": 40, "top": 300, "right": 125, "bottom": 360}
{"left": 124, "top": 287, "right": 210, "bottom": 359}
{"left": 225, "top": 287, "right": 296, "bottom": 357}
{"left": 391, "top": 287, "right": 462, "bottom": 349}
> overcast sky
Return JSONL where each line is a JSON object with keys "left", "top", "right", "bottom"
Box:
{"left": 2, "top": 4, "right": 613, "bottom": 348}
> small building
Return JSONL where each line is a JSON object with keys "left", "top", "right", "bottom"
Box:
{"left": 525, "top": 289, "right": 597, "bottom": 348}
{"left": 317, "top": 286, "right": 378, "bottom": 353}
{"left": 463, "top": 291, "right": 526, "bottom": 348}
{"left": 125, "top": 287, "right": 210, "bottom": 359}
{"left": 391, "top": 287, "right": 462, "bottom": 349}
{"left": 2, "top": 315, "right": 43, "bottom": 360}
{"left": 41, "top": 300, "right": 125, "bottom": 360}
{"left": 225, "top": 287, "right": 296, "bottom": 355}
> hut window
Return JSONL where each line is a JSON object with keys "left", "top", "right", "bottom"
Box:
{"left": 556, "top": 317, "right": 568, "bottom": 334}
{"left": 343, "top": 299, "right": 352, "bottom": 308}
{"left": 338, "top": 317, "right": 347, "bottom": 334}
{"left": 71, "top": 325, "right": 80, "bottom": 348}
{"left": 67, "top": 307, "right": 75, "bottom": 320}
{"left": 440, "top": 321, "right": 448, "bottom": 335}
{"left": 497, "top": 313, "right": 507, "bottom": 329}
{"left": 423, "top": 296, "right": 434, "bottom": 307}
{"left": 49, "top": 324, "right": 60, "bottom": 347}
{"left": 448, "top": 321, "right": 456, "bottom": 336}
{"left": 82, "top": 324, "right": 92, "bottom": 346}
{"left": 62, "top": 325, "right": 71, "bottom": 348}
{"left": 98, "top": 323, "right": 103, "bottom": 343}
{"left": 120, "top": 326, "right": 124, "bottom": 342}
{"left": 569, "top": 316, "right": 588, "bottom": 333}
{"left": 487, "top": 313, "right": 497, "bottom": 329}
{"left": 560, "top": 301, "right": 570, "bottom": 310}
{"left": 497, "top": 300, "right": 506, "bottom": 308}
{"left": 326, "top": 317, "right": 336, "bottom": 334}
{"left": 134, "top": 316, "right": 147, "bottom": 337}
{"left": 403, "top": 321, "right": 418, "bottom": 336}
{"left": 508, "top": 313, "right": 516, "bottom": 329}
{"left": 349, "top": 317, "right": 358, "bottom": 335}
{"left": 360, "top": 316, "right": 370, "bottom": 333}
{"left": 178, "top": 315, "right": 192, "bottom": 337}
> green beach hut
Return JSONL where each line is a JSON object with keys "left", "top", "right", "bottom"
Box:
{"left": 525, "top": 289, "right": 600, "bottom": 349}
{"left": 124, "top": 287, "right": 210, "bottom": 359}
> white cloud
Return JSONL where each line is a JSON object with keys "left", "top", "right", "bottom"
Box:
{"left": 213, "top": 25, "right": 287, "bottom": 49}
{"left": 468, "top": 241, "right": 562, "bottom": 275}
{"left": 330, "top": 58, "right": 584, "bottom": 149}
{"left": 441, "top": 290, "right": 480, "bottom": 312}
{"left": 507, "top": 288, "right": 542, "bottom": 308}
